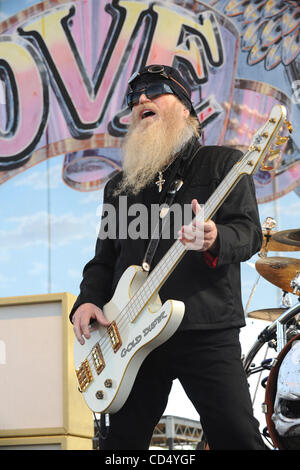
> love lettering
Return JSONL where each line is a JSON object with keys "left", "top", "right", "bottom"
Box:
{"left": 0, "top": 0, "right": 224, "bottom": 170}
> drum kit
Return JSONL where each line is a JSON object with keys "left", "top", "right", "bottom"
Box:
{"left": 244, "top": 217, "right": 300, "bottom": 450}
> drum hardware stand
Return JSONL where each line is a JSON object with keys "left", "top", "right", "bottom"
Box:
{"left": 259, "top": 217, "right": 277, "bottom": 258}
{"left": 276, "top": 275, "right": 300, "bottom": 353}
{"left": 247, "top": 357, "right": 274, "bottom": 399}
{"left": 243, "top": 302, "right": 300, "bottom": 375}
{"left": 93, "top": 412, "right": 110, "bottom": 449}
{"left": 276, "top": 322, "right": 287, "bottom": 353}
{"left": 280, "top": 291, "right": 292, "bottom": 309}
{"left": 244, "top": 273, "right": 260, "bottom": 317}
{"left": 244, "top": 217, "right": 277, "bottom": 318}
{"left": 251, "top": 348, "right": 271, "bottom": 406}
{"left": 262, "top": 426, "right": 275, "bottom": 448}
{"left": 291, "top": 272, "right": 300, "bottom": 296}
{"left": 262, "top": 429, "right": 279, "bottom": 450}
{"left": 243, "top": 302, "right": 300, "bottom": 451}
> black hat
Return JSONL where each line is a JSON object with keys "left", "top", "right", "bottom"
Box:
{"left": 128, "top": 64, "right": 199, "bottom": 121}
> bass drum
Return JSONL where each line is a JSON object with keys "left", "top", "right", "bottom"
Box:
{"left": 265, "top": 334, "right": 300, "bottom": 450}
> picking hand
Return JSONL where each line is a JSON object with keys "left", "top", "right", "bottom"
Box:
{"left": 178, "top": 199, "right": 218, "bottom": 252}
{"left": 72, "top": 303, "right": 110, "bottom": 345}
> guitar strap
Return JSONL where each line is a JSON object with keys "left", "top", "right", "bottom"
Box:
{"left": 142, "top": 141, "right": 202, "bottom": 272}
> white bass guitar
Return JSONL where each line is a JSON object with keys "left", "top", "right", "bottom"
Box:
{"left": 74, "top": 105, "right": 291, "bottom": 414}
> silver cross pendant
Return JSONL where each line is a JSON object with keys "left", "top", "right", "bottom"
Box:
{"left": 155, "top": 171, "right": 165, "bottom": 192}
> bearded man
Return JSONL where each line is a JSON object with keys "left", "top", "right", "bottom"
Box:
{"left": 70, "top": 65, "right": 265, "bottom": 450}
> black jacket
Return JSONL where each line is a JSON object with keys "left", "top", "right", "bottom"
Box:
{"left": 70, "top": 139, "right": 262, "bottom": 330}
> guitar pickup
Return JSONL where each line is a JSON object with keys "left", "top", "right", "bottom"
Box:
{"left": 76, "top": 359, "right": 93, "bottom": 392}
{"left": 91, "top": 343, "right": 105, "bottom": 375}
{"left": 107, "top": 321, "right": 122, "bottom": 353}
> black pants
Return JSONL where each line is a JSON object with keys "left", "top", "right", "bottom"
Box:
{"left": 100, "top": 328, "right": 265, "bottom": 450}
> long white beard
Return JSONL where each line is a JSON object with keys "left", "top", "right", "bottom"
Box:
{"left": 115, "top": 109, "right": 199, "bottom": 196}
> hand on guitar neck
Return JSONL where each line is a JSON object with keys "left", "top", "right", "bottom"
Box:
{"left": 177, "top": 199, "right": 219, "bottom": 254}
{"left": 72, "top": 303, "right": 110, "bottom": 345}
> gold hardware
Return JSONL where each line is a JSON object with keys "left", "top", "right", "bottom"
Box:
{"left": 261, "top": 132, "right": 269, "bottom": 138}
{"left": 91, "top": 343, "right": 105, "bottom": 375}
{"left": 104, "top": 379, "right": 112, "bottom": 388}
{"left": 76, "top": 359, "right": 94, "bottom": 392}
{"left": 260, "top": 155, "right": 274, "bottom": 171}
{"left": 249, "top": 145, "right": 261, "bottom": 152}
{"left": 247, "top": 160, "right": 254, "bottom": 166}
{"left": 260, "top": 166, "right": 273, "bottom": 172}
{"left": 284, "top": 119, "right": 293, "bottom": 133}
{"left": 107, "top": 321, "right": 122, "bottom": 353}
{"left": 267, "top": 149, "right": 280, "bottom": 160}
{"left": 269, "top": 117, "right": 276, "bottom": 123}
{"left": 275, "top": 135, "right": 289, "bottom": 145}
{"left": 95, "top": 390, "right": 104, "bottom": 399}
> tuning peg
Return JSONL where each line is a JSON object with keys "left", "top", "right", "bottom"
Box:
{"left": 284, "top": 119, "right": 293, "bottom": 133}
{"left": 260, "top": 164, "right": 273, "bottom": 171}
{"left": 267, "top": 148, "right": 281, "bottom": 160}
{"left": 260, "top": 160, "right": 273, "bottom": 171}
{"left": 275, "top": 135, "right": 289, "bottom": 145}
{"left": 260, "top": 153, "right": 278, "bottom": 171}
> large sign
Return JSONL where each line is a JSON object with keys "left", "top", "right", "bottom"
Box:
{"left": 0, "top": 0, "right": 240, "bottom": 191}
{"left": 1, "top": 0, "right": 299, "bottom": 201}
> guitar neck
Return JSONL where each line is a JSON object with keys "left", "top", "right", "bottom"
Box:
{"left": 203, "top": 157, "right": 245, "bottom": 221}
{"left": 128, "top": 156, "right": 245, "bottom": 322}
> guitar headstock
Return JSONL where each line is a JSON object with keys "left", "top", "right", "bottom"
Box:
{"left": 240, "top": 105, "right": 292, "bottom": 176}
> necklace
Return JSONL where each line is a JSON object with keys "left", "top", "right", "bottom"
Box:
{"left": 155, "top": 172, "right": 165, "bottom": 192}
{"left": 155, "top": 156, "right": 177, "bottom": 193}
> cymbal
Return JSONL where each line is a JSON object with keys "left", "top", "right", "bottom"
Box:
{"left": 248, "top": 308, "right": 288, "bottom": 322}
{"left": 255, "top": 256, "right": 300, "bottom": 294}
{"left": 272, "top": 229, "right": 300, "bottom": 249}
{"left": 262, "top": 229, "right": 300, "bottom": 252}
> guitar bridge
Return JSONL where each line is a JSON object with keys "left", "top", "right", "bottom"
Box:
{"left": 91, "top": 343, "right": 105, "bottom": 375}
{"left": 76, "top": 359, "right": 93, "bottom": 392}
{"left": 107, "top": 321, "right": 122, "bottom": 353}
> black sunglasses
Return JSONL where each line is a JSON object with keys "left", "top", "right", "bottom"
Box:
{"left": 126, "top": 83, "right": 174, "bottom": 109}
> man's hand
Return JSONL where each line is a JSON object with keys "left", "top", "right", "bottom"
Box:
{"left": 178, "top": 199, "right": 218, "bottom": 253}
{"left": 72, "top": 303, "right": 110, "bottom": 345}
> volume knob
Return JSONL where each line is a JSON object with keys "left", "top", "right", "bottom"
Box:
{"left": 104, "top": 379, "right": 112, "bottom": 388}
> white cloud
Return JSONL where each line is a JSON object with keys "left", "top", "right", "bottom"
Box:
{"left": 0, "top": 272, "right": 16, "bottom": 288}
{"left": 279, "top": 199, "right": 300, "bottom": 216}
{"left": 13, "top": 163, "right": 62, "bottom": 190}
{"left": 29, "top": 262, "right": 46, "bottom": 276}
{"left": 0, "top": 210, "right": 97, "bottom": 250}
{"left": 0, "top": 249, "right": 10, "bottom": 262}
{"left": 80, "top": 190, "right": 104, "bottom": 205}
{"left": 67, "top": 268, "right": 82, "bottom": 280}
{"left": 82, "top": 242, "right": 96, "bottom": 255}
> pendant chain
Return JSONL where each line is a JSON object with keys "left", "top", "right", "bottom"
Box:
{"left": 155, "top": 155, "right": 177, "bottom": 193}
